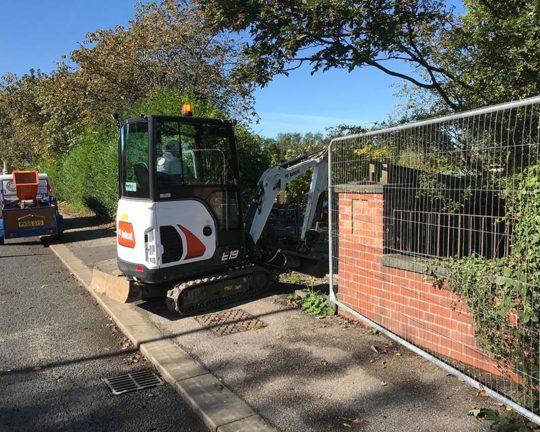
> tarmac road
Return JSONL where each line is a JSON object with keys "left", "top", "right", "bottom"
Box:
{"left": 0, "top": 238, "right": 207, "bottom": 432}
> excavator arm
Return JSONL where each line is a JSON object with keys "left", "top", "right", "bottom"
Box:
{"left": 244, "top": 148, "right": 328, "bottom": 245}
{"left": 242, "top": 148, "right": 329, "bottom": 278}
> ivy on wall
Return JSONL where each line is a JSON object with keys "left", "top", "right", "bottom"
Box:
{"left": 432, "top": 164, "right": 540, "bottom": 406}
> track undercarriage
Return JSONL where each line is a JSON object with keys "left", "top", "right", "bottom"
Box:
{"left": 165, "top": 265, "right": 271, "bottom": 315}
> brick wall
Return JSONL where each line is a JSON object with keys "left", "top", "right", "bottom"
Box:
{"left": 337, "top": 190, "right": 504, "bottom": 377}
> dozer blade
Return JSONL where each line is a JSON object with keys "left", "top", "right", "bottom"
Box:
{"left": 166, "top": 265, "right": 271, "bottom": 316}
{"left": 265, "top": 249, "right": 328, "bottom": 278}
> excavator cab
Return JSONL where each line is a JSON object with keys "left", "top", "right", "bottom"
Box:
{"left": 116, "top": 112, "right": 246, "bottom": 284}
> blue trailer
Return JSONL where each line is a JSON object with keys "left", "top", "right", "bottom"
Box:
{"left": 0, "top": 172, "right": 64, "bottom": 245}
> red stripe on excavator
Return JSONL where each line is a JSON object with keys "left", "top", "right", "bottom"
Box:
{"left": 178, "top": 225, "right": 206, "bottom": 259}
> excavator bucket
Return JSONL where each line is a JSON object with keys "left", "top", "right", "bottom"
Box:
{"left": 266, "top": 249, "right": 328, "bottom": 278}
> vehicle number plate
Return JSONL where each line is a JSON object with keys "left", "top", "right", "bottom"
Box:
{"left": 18, "top": 220, "right": 44, "bottom": 228}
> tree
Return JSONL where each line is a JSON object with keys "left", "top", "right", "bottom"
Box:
{"left": 0, "top": 71, "right": 47, "bottom": 167}
{"left": 325, "top": 124, "right": 368, "bottom": 140}
{"left": 235, "top": 127, "right": 274, "bottom": 207}
{"left": 0, "top": 0, "right": 255, "bottom": 166}
{"left": 70, "top": 0, "right": 254, "bottom": 122}
{"left": 399, "top": 0, "right": 540, "bottom": 113}
{"left": 196, "top": 0, "right": 540, "bottom": 114}
{"left": 267, "top": 132, "right": 326, "bottom": 163}
{"left": 194, "top": 0, "right": 479, "bottom": 110}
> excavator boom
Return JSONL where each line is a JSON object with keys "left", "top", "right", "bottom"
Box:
{"left": 245, "top": 148, "right": 328, "bottom": 244}
{"left": 244, "top": 149, "right": 329, "bottom": 277}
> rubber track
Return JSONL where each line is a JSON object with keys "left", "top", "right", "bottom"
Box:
{"left": 165, "top": 265, "right": 269, "bottom": 316}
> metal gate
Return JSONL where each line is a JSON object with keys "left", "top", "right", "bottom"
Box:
{"left": 328, "top": 96, "right": 540, "bottom": 423}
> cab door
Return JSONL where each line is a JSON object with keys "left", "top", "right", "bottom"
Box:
{"left": 116, "top": 119, "right": 156, "bottom": 269}
{"left": 151, "top": 116, "right": 245, "bottom": 270}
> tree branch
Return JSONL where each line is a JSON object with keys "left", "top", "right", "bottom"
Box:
{"left": 401, "top": 20, "right": 488, "bottom": 108}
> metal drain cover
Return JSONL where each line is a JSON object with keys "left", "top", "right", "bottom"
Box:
{"left": 103, "top": 369, "right": 163, "bottom": 395}
{"left": 195, "top": 309, "right": 266, "bottom": 336}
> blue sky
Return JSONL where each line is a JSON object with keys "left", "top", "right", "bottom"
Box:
{"left": 0, "top": 1, "right": 459, "bottom": 138}
{"left": 252, "top": 65, "right": 403, "bottom": 137}
{"left": 0, "top": 1, "right": 134, "bottom": 74}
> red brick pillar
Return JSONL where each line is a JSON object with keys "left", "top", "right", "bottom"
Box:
{"left": 337, "top": 186, "right": 384, "bottom": 316}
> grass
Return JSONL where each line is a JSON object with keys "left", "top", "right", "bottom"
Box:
{"left": 288, "top": 290, "right": 335, "bottom": 316}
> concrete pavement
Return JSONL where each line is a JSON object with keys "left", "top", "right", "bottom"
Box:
{"left": 48, "top": 216, "right": 499, "bottom": 432}
{"left": 0, "top": 238, "right": 207, "bottom": 432}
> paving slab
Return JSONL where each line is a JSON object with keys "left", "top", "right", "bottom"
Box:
{"left": 217, "top": 415, "right": 275, "bottom": 432}
{"left": 176, "top": 373, "right": 257, "bottom": 431}
{"left": 143, "top": 296, "right": 499, "bottom": 432}
{"left": 141, "top": 340, "right": 208, "bottom": 382}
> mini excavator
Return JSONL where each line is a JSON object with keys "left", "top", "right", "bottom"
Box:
{"left": 116, "top": 103, "right": 327, "bottom": 315}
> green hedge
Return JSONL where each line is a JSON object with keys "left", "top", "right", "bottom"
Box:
{"left": 41, "top": 125, "right": 118, "bottom": 218}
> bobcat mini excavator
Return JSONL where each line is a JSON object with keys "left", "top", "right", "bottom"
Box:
{"left": 116, "top": 103, "right": 327, "bottom": 315}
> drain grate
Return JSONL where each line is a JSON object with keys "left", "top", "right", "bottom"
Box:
{"left": 195, "top": 309, "right": 266, "bottom": 336}
{"left": 103, "top": 369, "right": 163, "bottom": 395}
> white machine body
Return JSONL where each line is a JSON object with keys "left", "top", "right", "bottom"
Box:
{"left": 116, "top": 198, "right": 217, "bottom": 271}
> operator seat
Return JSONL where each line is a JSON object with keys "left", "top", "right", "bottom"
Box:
{"left": 133, "top": 162, "right": 149, "bottom": 195}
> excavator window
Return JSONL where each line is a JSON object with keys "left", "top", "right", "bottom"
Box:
{"left": 121, "top": 121, "right": 150, "bottom": 198}
{"left": 206, "top": 190, "right": 241, "bottom": 231}
{"left": 154, "top": 119, "right": 236, "bottom": 195}
{"left": 120, "top": 116, "right": 241, "bottom": 235}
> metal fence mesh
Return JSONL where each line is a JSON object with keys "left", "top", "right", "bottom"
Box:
{"left": 328, "top": 96, "right": 540, "bottom": 422}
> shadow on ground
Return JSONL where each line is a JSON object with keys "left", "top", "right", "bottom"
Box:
{"left": 45, "top": 216, "right": 115, "bottom": 246}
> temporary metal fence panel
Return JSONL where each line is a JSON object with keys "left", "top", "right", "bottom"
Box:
{"left": 328, "top": 96, "right": 540, "bottom": 423}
